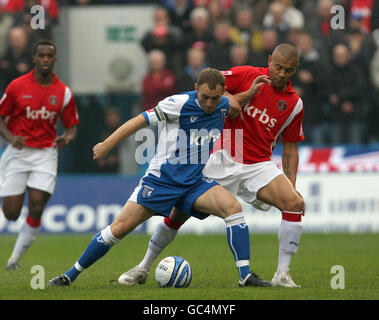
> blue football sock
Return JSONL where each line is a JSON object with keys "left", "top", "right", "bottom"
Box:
{"left": 226, "top": 221, "right": 251, "bottom": 280}
{"left": 65, "top": 231, "right": 111, "bottom": 282}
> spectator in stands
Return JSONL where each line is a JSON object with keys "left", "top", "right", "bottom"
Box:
{"left": 32, "top": 0, "right": 59, "bottom": 25}
{"left": 369, "top": 48, "right": 379, "bottom": 142}
{"left": 292, "top": 30, "right": 329, "bottom": 145}
{"left": 184, "top": 6, "right": 213, "bottom": 51}
{"left": 371, "top": 46, "right": 379, "bottom": 92}
{"left": 164, "top": 0, "right": 193, "bottom": 33}
{"left": 207, "top": 0, "right": 231, "bottom": 27}
{"left": 250, "top": 28, "right": 279, "bottom": 67}
{"left": 306, "top": 0, "right": 345, "bottom": 56}
{"left": 345, "top": 27, "right": 376, "bottom": 79}
{"left": 229, "top": 6, "right": 263, "bottom": 54}
{"left": 94, "top": 107, "right": 122, "bottom": 173}
{"left": 18, "top": 0, "right": 54, "bottom": 41}
{"left": 153, "top": 5, "right": 184, "bottom": 42}
{"left": 262, "top": 1, "right": 290, "bottom": 43}
{"left": 0, "top": 26, "right": 33, "bottom": 91}
{"left": 0, "top": 6, "right": 15, "bottom": 59}
{"left": 140, "top": 9, "right": 183, "bottom": 74}
{"left": 229, "top": 0, "right": 269, "bottom": 27}
{"left": 177, "top": 46, "right": 207, "bottom": 92}
{"left": 230, "top": 44, "right": 250, "bottom": 67}
{"left": 263, "top": 0, "right": 304, "bottom": 30}
{"left": 141, "top": 49, "right": 176, "bottom": 111}
{"left": 0, "top": 0, "right": 24, "bottom": 13}
{"left": 327, "top": 44, "right": 366, "bottom": 144}
{"left": 206, "top": 20, "right": 233, "bottom": 69}
{"left": 345, "top": 0, "right": 379, "bottom": 33}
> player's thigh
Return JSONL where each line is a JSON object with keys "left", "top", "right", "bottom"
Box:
{"left": 0, "top": 171, "right": 28, "bottom": 220}
{"left": 192, "top": 185, "right": 242, "bottom": 219}
{"left": 169, "top": 207, "right": 191, "bottom": 224}
{"left": 257, "top": 174, "right": 302, "bottom": 211}
{"left": 111, "top": 201, "right": 155, "bottom": 239}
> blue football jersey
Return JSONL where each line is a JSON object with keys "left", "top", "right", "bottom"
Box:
{"left": 142, "top": 91, "right": 229, "bottom": 186}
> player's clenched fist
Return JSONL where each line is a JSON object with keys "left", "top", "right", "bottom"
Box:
{"left": 93, "top": 142, "right": 109, "bottom": 160}
{"left": 11, "top": 135, "right": 28, "bottom": 149}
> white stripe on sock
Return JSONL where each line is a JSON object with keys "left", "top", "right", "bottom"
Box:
{"left": 224, "top": 212, "right": 245, "bottom": 228}
{"left": 74, "top": 261, "right": 84, "bottom": 272}
{"left": 101, "top": 225, "right": 120, "bottom": 246}
{"left": 282, "top": 211, "right": 302, "bottom": 215}
{"left": 236, "top": 260, "right": 249, "bottom": 268}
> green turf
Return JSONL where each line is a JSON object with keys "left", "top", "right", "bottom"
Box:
{"left": 0, "top": 233, "right": 378, "bottom": 300}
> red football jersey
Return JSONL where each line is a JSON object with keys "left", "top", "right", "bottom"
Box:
{"left": 0, "top": 70, "right": 79, "bottom": 149}
{"left": 220, "top": 66, "right": 305, "bottom": 164}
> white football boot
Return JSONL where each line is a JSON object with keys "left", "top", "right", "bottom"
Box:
{"left": 118, "top": 266, "right": 149, "bottom": 286}
{"left": 6, "top": 258, "right": 20, "bottom": 270}
{"left": 271, "top": 269, "right": 301, "bottom": 288}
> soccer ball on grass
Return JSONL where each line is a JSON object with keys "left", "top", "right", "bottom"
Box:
{"left": 155, "top": 256, "right": 192, "bottom": 288}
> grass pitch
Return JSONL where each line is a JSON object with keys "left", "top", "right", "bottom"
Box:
{"left": 0, "top": 233, "right": 378, "bottom": 300}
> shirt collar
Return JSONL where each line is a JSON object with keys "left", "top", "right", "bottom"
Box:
{"left": 29, "top": 69, "right": 58, "bottom": 85}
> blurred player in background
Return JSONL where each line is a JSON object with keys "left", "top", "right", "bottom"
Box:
{"left": 48, "top": 68, "right": 272, "bottom": 288}
{"left": 121, "top": 43, "right": 305, "bottom": 288}
{"left": 0, "top": 39, "right": 79, "bottom": 270}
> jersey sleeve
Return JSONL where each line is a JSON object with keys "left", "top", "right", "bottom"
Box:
{"left": 221, "top": 66, "right": 259, "bottom": 94}
{"left": 60, "top": 87, "right": 80, "bottom": 128}
{"left": 281, "top": 98, "right": 306, "bottom": 143}
{"left": 0, "top": 82, "right": 17, "bottom": 117}
{"left": 142, "top": 94, "right": 189, "bottom": 126}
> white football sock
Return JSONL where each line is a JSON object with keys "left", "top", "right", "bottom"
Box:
{"left": 138, "top": 219, "right": 179, "bottom": 272}
{"left": 276, "top": 218, "right": 303, "bottom": 275}
{"left": 9, "top": 219, "right": 40, "bottom": 263}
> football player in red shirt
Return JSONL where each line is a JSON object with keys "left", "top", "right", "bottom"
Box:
{"left": 117, "top": 44, "right": 306, "bottom": 289}
{"left": 0, "top": 39, "right": 79, "bottom": 270}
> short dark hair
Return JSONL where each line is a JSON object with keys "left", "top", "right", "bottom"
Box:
{"left": 33, "top": 39, "right": 57, "bottom": 56}
{"left": 197, "top": 68, "right": 225, "bottom": 89}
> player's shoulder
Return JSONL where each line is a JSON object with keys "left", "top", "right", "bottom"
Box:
{"left": 7, "top": 71, "right": 33, "bottom": 90}
{"left": 220, "top": 95, "right": 229, "bottom": 107}
{"left": 163, "top": 92, "right": 191, "bottom": 105}
{"left": 157, "top": 92, "right": 191, "bottom": 112}
{"left": 287, "top": 83, "right": 303, "bottom": 107}
{"left": 53, "top": 74, "right": 71, "bottom": 91}
{"left": 226, "top": 65, "right": 266, "bottom": 76}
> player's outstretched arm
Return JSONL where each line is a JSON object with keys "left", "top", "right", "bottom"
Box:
{"left": 93, "top": 113, "right": 147, "bottom": 160}
{"left": 224, "top": 92, "right": 241, "bottom": 119}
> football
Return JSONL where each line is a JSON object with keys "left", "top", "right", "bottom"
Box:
{"left": 155, "top": 256, "right": 192, "bottom": 288}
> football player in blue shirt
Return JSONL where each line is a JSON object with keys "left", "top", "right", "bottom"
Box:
{"left": 48, "top": 68, "right": 271, "bottom": 287}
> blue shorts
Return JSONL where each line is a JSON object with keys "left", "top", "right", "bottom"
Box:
{"left": 128, "top": 175, "right": 219, "bottom": 220}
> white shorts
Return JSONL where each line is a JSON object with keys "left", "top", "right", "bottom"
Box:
{"left": 203, "top": 150, "right": 283, "bottom": 211}
{"left": 0, "top": 145, "right": 58, "bottom": 197}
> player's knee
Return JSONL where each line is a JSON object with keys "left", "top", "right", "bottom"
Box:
{"left": 222, "top": 200, "right": 242, "bottom": 219}
{"left": 2, "top": 207, "right": 21, "bottom": 221}
{"left": 284, "top": 195, "right": 304, "bottom": 213}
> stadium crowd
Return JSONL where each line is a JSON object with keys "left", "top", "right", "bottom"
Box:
{"left": 0, "top": 0, "right": 378, "bottom": 173}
